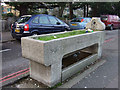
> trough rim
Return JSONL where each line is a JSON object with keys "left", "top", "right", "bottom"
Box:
{"left": 21, "top": 31, "right": 103, "bottom": 43}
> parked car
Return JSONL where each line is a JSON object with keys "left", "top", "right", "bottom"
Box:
{"left": 11, "top": 14, "right": 70, "bottom": 39}
{"left": 100, "top": 15, "right": 120, "bottom": 30}
{"left": 69, "top": 17, "right": 91, "bottom": 30}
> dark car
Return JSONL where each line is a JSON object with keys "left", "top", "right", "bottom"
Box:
{"left": 69, "top": 17, "right": 91, "bottom": 30}
{"left": 11, "top": 14, "right": 70, "bottom": 39}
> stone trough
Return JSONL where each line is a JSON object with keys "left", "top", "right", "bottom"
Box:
{"left": 21, "top": 31, "right": 105, "bottom": 87}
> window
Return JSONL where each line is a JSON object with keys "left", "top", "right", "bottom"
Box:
{"left": 86, "top": 19, "right": 91, "bottom": 23}
{"left": 7, "top": 8, "right": 11, "bottom": 12}
{"left": 83, "top": 19, "right": 87, "bottom": 23}
{"left": 101, "top": 16, "right": 108, "bottom": 21}
{"left": 56, "top": 18, "right": 64, "bottom": 24}
{"left": 48, "top": 16, "right": 58, "bottom": 24}
{"left": 71, "top": 18, "right": 83, "bottom": 22}
{"left": 39, "top": 16, "right": 50, "bottom": 24}
{"left": 116, "top": 16, "right": 119, "bottom": 21}
{"left": 17, "top": 17, "right": 31, "bottom": 24}
{"left": 32, "top": 17, "right": 39, "bottom": 24}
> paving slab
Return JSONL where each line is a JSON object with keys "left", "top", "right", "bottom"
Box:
{"left": 1, "top": 31, "right": 15, "bottom": 43}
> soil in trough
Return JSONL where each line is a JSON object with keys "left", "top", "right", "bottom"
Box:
{"left": 62, "top": 51, "right": 93, "bottom": 69}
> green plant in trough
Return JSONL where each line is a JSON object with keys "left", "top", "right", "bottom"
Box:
{"left": 37, "top": 30, "right": 90, "bottom": 41}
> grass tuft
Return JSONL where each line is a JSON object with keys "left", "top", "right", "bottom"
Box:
{"left": 49, "top": 82, "right": 62, "bottom": 89}
{"left": 37, "top": 30, "right": 90, "bottom": 41}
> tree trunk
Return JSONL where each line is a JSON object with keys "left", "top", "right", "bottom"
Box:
{"left": 69, "top": 2, "right": 73, "bottom": 19}
{"left": 84, "top": 5, "right": 86, "bottom": 17}
{"left": 92, "top": 3, "right": 98, "bottom": 17}
{"left": 16, "top": 5, "right": 28, "bottom": 16}
{"left": 59, "top": 6, "right": 65, "bottom": 17}
{"left": 20, "top": 7, "right": 28, "bottom": 16}
{"left": 86, "top": 4, "right": 89, "bottom": 17}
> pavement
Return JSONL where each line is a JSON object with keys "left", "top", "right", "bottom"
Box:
{"left": 0, "top": 31, "right": 15, "bottom": 43}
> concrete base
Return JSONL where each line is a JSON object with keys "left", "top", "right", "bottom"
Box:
{"left": 30, "top": 54, "right": 98, "bottom": 87}
{"left": 30, "top": 60, "right": 62, "bottom": 87}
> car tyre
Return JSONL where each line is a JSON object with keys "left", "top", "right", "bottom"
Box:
{"left": 64, "top": 28, "right": 68, "bottom": 31}
{"left": 65, "top": 28, "right": 72, "bottom": 31}
{"left": 32, "top": 32, "right": 39, "bottom": 36}
{"left": 110, "top": 25, "right": 113, "bottom": 30}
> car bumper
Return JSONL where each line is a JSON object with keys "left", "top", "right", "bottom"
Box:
{"left": 11, "top": 32, "right": 31, "bottom": 39}
{"left": 69, "top": 26, "right": 85, "bottom": 30}
{"left": 70, "top": 27, "right": 84, "bottom": 30}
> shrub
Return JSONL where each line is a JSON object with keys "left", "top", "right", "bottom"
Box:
{"left": 42, "top": 11, "right": 48, "bottom": 14}
{"left": 2, "top": 13, "right": 14, "bottom": 19}
{"left": 6, "top": 13, "right": 14, "bottom": 17}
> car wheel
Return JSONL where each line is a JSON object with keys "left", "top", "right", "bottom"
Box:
{"left": 32, "top": 32, "right": 39, "bottom": 36}
{"left": 16, "top": 38, "right": 21, "bottom": 41}
{"left": 110, "top": 25, "right": 113, "bottom": 30}
{"left": 64, "top": 29, "right": 68, "bottom": 32}
{"left": 65, "top": 28, "right": 71, "bottom": 31}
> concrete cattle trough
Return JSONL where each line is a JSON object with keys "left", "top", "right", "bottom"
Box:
{"left": 21, "top": 31, "right": 105, "bottom": 87}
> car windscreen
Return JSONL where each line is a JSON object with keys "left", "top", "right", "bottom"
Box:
{"left": 17, "top": 17, "right": 31, "bottom": 24}
{"left": 71, "top": 18, "right": 83, "bottom": 22}
{"left": 101, "top": 16, "right": 108, "bottom": 21}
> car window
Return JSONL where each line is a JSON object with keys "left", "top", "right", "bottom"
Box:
{"left": 48, "top": 16, "right": 58, "bottom": 25}
{"left": 86, "top": 18, "right": 91, "bottom": 23}
{"left": 101, "top": 16, "right": 108, "bottom": 21}
{"left": 71, "top": 18, "right": 83, "bottom": 22}
{"left": 83, "top": 19, "right": 87, "bottom": 23}
{"left": 116, "top": 16, "right": 119, "bottom": 21}
{"left": 17, "top": 17, "right": 31, "bottom": 24}
{"left": 39, "top": 16, "right": 50, "bottom": 24}
{"left": 32, "top": 16, "right": 39, "bottom": 24}
{"left": 56, "top": 18, "right": 64, "bottom": 24}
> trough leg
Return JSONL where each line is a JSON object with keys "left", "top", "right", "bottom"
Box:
{"left": 29, "top": 60, "right": 62, "bottom": 87}
{"left": 98, "top": 43, "right": 103, "bottom": 59}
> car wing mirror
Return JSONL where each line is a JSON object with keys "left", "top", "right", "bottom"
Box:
{"left": 56, "top": 22, "right": 61, "bottom": 25}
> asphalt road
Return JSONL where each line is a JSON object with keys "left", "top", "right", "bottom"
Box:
{"left": 2, "top": 40, "right": 29, "bottom": 78}
{"left": 1, "top": 29, "right": 119, "bottom": 88}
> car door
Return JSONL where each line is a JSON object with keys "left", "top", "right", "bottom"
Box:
{"left": 39, "top": 15, "right": 54, "bottom": 33}
{"left": 116, "top": 16, "right": 120, "bottom": 28}
{"left": 86, "top": 18, "right": 91, "bottom": 25}
{"left": 56, "top": 18, "right": 65, "bottom": 31}
{"left": 30, "top": 16, "right": 39, "bottom": 33}
{"left": 112, "top": 16, "right": 117, "bottom": 28}
{"left": 81, "top": 18, "right": 87, "bottom": 28}
{"left": 48, "top": 16, "right": 64, "bottom": 32}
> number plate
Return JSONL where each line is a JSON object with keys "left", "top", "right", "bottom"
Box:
{"left": 15, "top": 29, "right": 20, "bottom": 33}
{"left": 71, "top": 24, "right": 77, "bottom": 26}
